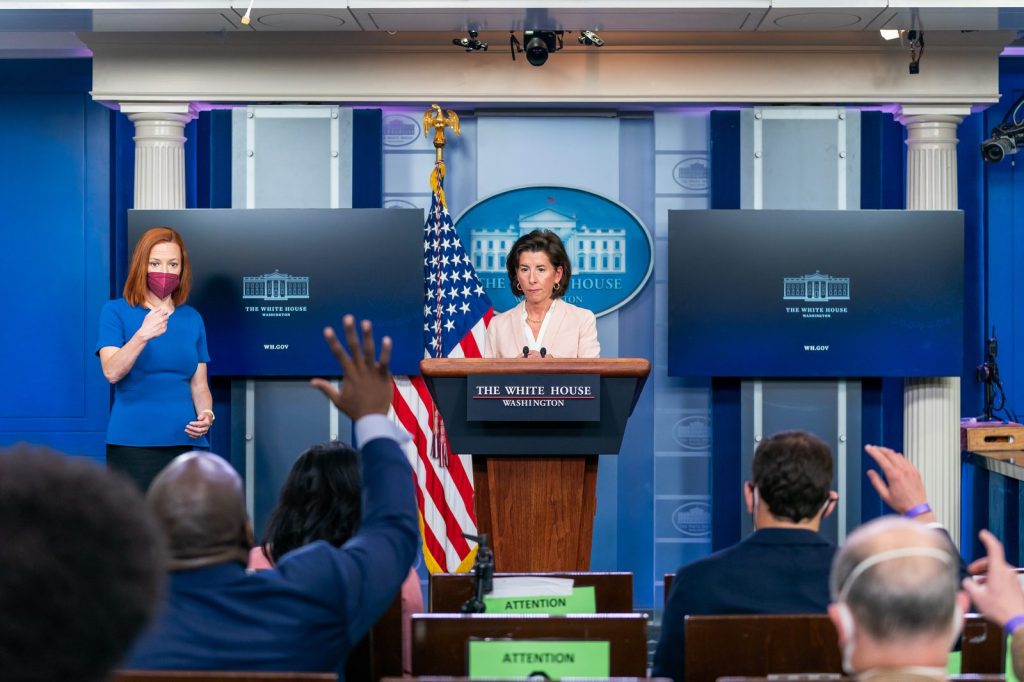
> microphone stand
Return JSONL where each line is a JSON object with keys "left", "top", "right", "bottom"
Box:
{"left": 460, "top": 533, "right": 494, "bottom": 613}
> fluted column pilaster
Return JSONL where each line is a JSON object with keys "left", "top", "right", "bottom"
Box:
{"left": 121, "top": 102, "right": 196, "bottom": 209}
{"left": 896, "top": 104, "right": 971, "bottom": 544}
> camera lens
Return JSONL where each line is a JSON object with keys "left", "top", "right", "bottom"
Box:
{"left": 981, "top": 138, "right": 1012, "bottom": 163}
{"left": 525, "top": 36, "right": 548, "bottom": 66}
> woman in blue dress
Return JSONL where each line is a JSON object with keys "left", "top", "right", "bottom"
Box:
{"left": 97, "top": 227, "right": 214, "bottom": 491}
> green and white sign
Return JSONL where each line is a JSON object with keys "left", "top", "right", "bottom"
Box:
{"left": 483, "top": 587, "right": 597, "bottom": 615}
{"left": 468, "top": 639, "right": 611, "bottom": 679}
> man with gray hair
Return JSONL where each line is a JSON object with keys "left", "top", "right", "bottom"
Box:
{"left": 827, "top": 516, "right": 967, "bottom": 681}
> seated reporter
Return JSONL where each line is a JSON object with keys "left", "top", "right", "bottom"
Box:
{"left": 124, "top": 316, "right": 419, "bottom": 677}
{"left": 250, "top": 440, "right": 424, "bottom": 675}
{"left": 828, "top": 516, "right": 966, "bottom": 681}
{"left": 0, "top": 446, "right": 165, "bottom": 682}
{"left": 484, "top": 229, "right": 600, "bottom": 359}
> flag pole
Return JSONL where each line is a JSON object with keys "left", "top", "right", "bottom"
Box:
{"left": 424, "top": 104, "right": 461, "bottom": 467}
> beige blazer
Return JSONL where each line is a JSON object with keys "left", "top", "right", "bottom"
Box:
{"left": 484, "top": 299, "right": 601, "bottom": 359}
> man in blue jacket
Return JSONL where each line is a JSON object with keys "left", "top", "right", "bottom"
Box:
{"left": 126, "top": 316, "right": 419, "bottom": 677}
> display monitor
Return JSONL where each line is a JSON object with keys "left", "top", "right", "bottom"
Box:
{"left": 667, "top": 210, "right": 963, "bottom": 377}
{"left": 128, "top": 208, "right": 423, "bottom": 377}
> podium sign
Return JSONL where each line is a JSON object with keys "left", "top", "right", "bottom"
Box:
{"left": 467, "top": 374, "right": 600, "bottom": 422}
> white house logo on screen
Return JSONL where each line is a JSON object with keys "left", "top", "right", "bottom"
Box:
{"left": 242, "top": 270, "right": 309, "bottom": 318}
{"left": 671, "top": 502, "right": 712, "bottom": 537}
{"left": 783, "top": 271, "right": 849, "bottom": 302}
{"left": 382, "top": 114, "right": 420, "bottom": 147}
{"left": 783, "top": 271, "right": 850, "bottom": 319}
{"left": 455, "top": 186, "right": 653, "bottom": 317}
{"left": 673, "top": 415, "right": 711, "bottom": 451}
{"left": 673, "top": 157, "right": 709, "bottom": 192}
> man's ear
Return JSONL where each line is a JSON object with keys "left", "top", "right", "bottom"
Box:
{"left": 955, "top": 591, "right": 970, "bottom": 622}
{"left": 743, "top": 481, "right": 756, "bottom": 514}
{"left": 828, "top": 603, "right": 850, "bottom": 645}
{"left": 822, "top": 491, "right": 839, "bottom": 519}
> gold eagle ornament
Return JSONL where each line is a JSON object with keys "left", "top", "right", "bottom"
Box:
{"left": 423, "top": 104, "right": 460, "bottom": 162}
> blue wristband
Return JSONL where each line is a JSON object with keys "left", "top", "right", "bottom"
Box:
{"left": 1005, "top": 614, "right": 1024, "bottom": 637}
{"left": 904, "top": 503, "right": 932, "bottom": 519}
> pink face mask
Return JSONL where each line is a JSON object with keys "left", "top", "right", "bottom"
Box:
{"left": 147, "top": 272, "right": 180, "bottom": 300}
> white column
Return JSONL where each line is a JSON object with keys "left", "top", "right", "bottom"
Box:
{"left": 896, "top": 104, "right": 971, "bottom": 544}
{"left": 120, "top": 102, "right": 196, "bottom": 209}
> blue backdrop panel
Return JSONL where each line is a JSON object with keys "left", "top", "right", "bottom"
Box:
{"left": 0, "top": 60, "right": 111, "bottom": 460}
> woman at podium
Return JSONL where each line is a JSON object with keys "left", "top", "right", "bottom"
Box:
{"left": 484, "top": 229, "right": 600, "bottom": 359}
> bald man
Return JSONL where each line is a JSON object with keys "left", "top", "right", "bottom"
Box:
{"left": 125, "top": 316, "right": 418, "bottom": 677}
{"left": 828, "top": 516, "right": 967, "bottom": 681}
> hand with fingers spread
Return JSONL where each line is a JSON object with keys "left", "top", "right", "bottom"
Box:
{"left": 962, "top": 530, "right": 1024, "bottom": 632}
{"left": 311, "top": 315, "right": 393, "bottom": 421}
{"left": 863, "top": 444, "right": 935, "bottom": 520}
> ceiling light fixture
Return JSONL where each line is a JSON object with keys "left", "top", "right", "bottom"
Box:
{"left": 453, "top": 30, "right": 488, "bottom": 52}
{"left": 578, "top": 30, "right": 605, "bottom": 47}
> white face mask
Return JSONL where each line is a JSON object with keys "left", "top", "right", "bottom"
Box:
{"left": 834, "top": 547, "right": 961, "bottom": 675}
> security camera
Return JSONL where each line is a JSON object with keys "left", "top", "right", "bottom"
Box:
{"left": 981, "top": 122, "right": 1024, "bottom": 163}
{"left": 981, "top": 92, "right": 1024, "bottom": 163}
{"left": 524, "top": 30, "right": 557, "bottom": 66}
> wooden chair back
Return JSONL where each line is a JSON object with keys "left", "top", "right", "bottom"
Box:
{"left": 411, "top": 613, "right": 647, "bottom": 677}
{"left": 684, "top": 614, "right": 842, "bottom": 682}
{"left": 686, "top": 612, "right": 1006, "bottom": 681}
{"left": 429, "top": 572, "right": 633, "bottom": 613}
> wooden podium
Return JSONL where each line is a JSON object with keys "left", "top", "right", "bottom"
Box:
{"left": 420, "top": 358, "right": 649, "bottom": 572}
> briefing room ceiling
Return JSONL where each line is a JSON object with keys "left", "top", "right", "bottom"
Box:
{"left": 2, "top": 2, "right": 1020, "bottom": 105}
{"left": 2, "top": 2, "right": 1024, "bottom": 38}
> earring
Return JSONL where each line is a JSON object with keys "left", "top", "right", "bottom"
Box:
{"left": 513, "top": 281, "right": 522, "bottom": 293}
{"left": 553, "top": 281, "right": 560, "bottom": 291}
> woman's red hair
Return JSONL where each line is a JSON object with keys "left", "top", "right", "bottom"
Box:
{"left": 123, "top": 227, "right": 192, "bottom": 307}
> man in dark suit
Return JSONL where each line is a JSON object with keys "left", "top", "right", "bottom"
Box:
{"left": 125, "top": 316, "right": 419, "bottom": 676}
{"left": 652, "top": 432, "right": 938, "bottom": 682}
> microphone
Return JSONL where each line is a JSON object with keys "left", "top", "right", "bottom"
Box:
{"left": 523, "top": 346, "right": 530, "bottom": 358}
{"left": 540, "top": 347, "right": 547, "bottom": 358}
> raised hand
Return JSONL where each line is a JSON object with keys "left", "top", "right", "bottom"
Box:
{"left": 136, "top": 307, "right": 170, "bottom": 342}
{"left": 311, "top": 315, "right": 393, "bottom": 421}
{"left": 864, "top": 444, "right": 933, "bottom": 519}
{"left": 962, "top": 530, "right": 1024, "bottom": 628}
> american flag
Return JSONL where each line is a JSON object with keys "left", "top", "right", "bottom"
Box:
{"left": 390, "top": 160, "right": 494, "bottom": 573}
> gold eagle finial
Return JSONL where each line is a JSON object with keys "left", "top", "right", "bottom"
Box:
{"left": 423, "top": 104, "right": 460, "bottom": 162}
